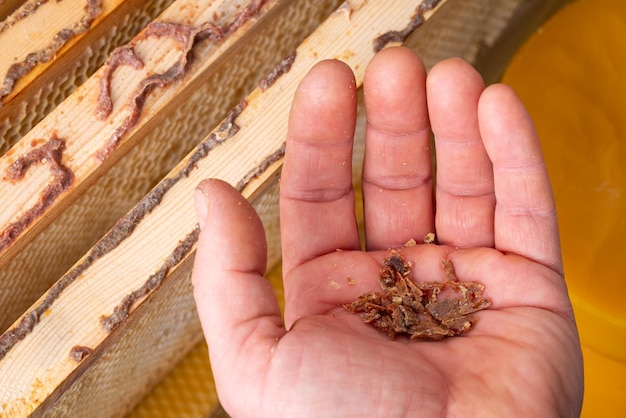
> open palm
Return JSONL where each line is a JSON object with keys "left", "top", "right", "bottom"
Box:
{"left": 192, "top": 47, "right": 583, "bottom": 417}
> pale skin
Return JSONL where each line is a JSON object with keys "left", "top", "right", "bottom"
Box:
{"left": 192, "top": 47, "right": 584, "bottom": 417}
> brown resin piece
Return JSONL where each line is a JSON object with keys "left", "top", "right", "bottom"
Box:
{"left": 69, "top": 345, "right": 93, "bottom": 362}
{"left": 344, "top": 251, "right": 490, "bottom": 340}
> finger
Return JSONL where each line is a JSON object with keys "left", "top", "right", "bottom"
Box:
{"left": 361, "top": 46, "right": 434, "bottom": 250}
{"left": 427, "top": 58, "right": 495, "bottom": 248}
{"left": 280, "top": 60, "right": 360, "bottom": 275}
{"left": 477, "top": 84, "right": 562, "bottom": 273}
{"left": 192, "top": 179, "right": 284, "bottom": 385}
{"left": 448, "top": 247, "right": 571, "bottom": 312}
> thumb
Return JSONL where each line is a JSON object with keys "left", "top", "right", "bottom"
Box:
{"left": 192, "top": 179, "right": 284, "bottom": 395}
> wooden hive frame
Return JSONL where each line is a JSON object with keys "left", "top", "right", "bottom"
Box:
{"left": 0, "top": 0, "right": 180, "bottom": 153}
{"left": 0, "top": 0, "right": 570, "bottom": 416}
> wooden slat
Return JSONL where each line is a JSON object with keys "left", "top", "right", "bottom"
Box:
{"left": 0, "top": 1, "right": 447, "bottom": 415}
{"left": 0, "top": 0, "right": 102, "bottom": 105}
{"left": 0, "top": 0, "right": 177, "bottom": 154}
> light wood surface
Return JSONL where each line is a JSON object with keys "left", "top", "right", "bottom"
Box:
{"left": 0, "top": 0, "right": 177, "bottom": 153}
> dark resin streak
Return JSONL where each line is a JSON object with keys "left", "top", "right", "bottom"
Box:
{"left": 101, "top": 141, "right": 288, "bottom": 332}
{"left": 373, "top": 0, "right": 442, "bottom": 52}
{"left": 0, "top": 0, "right": 53, "bottom": 32}
{"left": 95, "top": 0, "right": 268, "bottom": 161}
{"left": 259, "top": 51, "right": 297, "bottom": 91}
{"left": 96, "top": 47, "right": 145, "bottom": 120}
{"left": 235, "top": 142, "right": 285, "bottom": 192}
{"left": 100, "top": 227, "right": 200, "bottom": 332}
{"left": 0, "top": 0, "right": 102, "bottom": 105}
{"left": 0, "top": 137, "right": 74, "bottom": 251}
{"left": 69, "top": 345, "right": 93, "bottom": 362}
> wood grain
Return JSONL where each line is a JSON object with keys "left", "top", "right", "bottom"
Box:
{"left": 0, "top": 0, "right": 177, "bottom": 154}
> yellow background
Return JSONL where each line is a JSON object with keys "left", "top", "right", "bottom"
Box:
{"left": 503, "top": 0, "right": 626, "bottom": 416}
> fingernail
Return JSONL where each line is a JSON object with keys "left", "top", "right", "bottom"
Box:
{"left": 194, "top": 185, "right": 209, "bottom": 230}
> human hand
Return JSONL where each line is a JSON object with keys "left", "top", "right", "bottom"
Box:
{"left": 192, "top": 47, "right": 584, "bottom": 417}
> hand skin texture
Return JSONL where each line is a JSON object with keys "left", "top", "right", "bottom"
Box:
{"left": 192, "top": 47, "right": 584, "bottom": 417}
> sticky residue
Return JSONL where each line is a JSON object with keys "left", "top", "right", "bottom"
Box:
{"left": 0, "top": 136, "right": 74, "bottom": 251}
{"left": 95, "top": 0, "right": 268, "bottom": 161}
{"left": 373, "top": 0, "right": 442, "bottom": 52}
{"left": 0, "top": 0, "right": 102, "bottom": 106}
{"left": 69, "top": 346, "right": 93, "bottom": 362}
{"left": 258, "top": 51, "right": 297, "bottom": 91}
